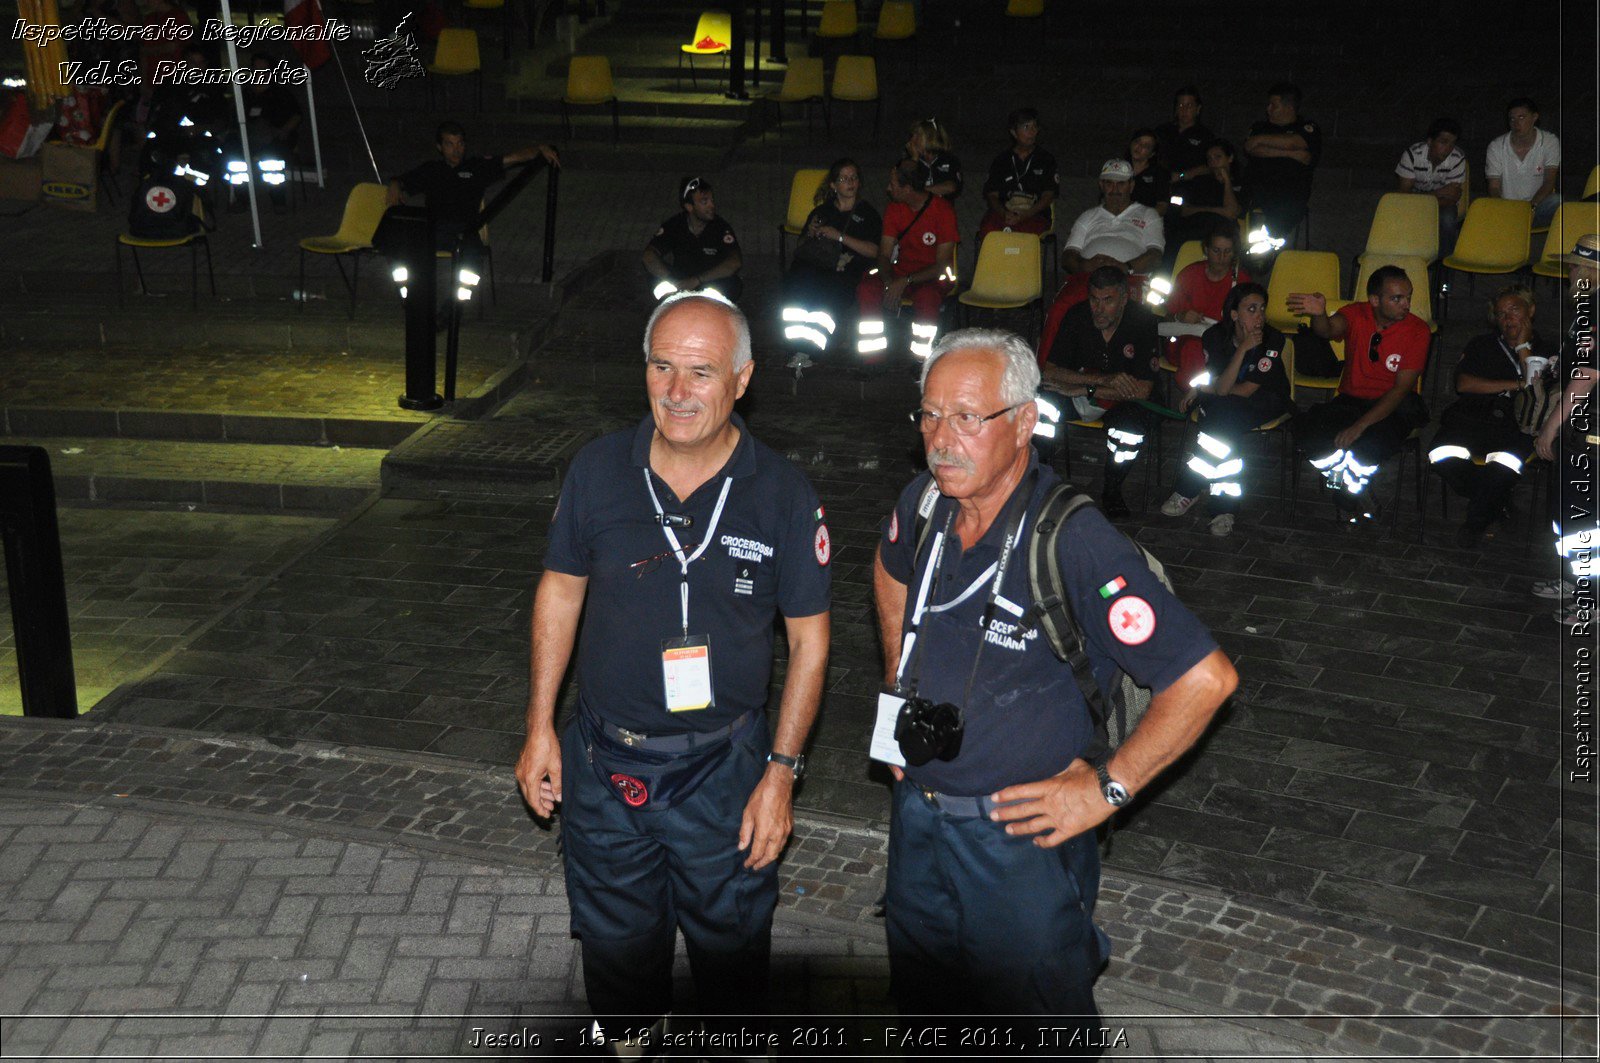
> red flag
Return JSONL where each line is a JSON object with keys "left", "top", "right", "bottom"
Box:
{"left": 285, "top": 0, "right": 332, "bottom": 69}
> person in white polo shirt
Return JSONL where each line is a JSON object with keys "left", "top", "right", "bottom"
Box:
{"left": 1396, "top": 117, "right": 1468, "bottom": 255}
{"left": 1485, "top": 97, "right": 1562, "bottom": 228}
{"left": 1039, "top": 159, "right": 1166, "bottom": 362}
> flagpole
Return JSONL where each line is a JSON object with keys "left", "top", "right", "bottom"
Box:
{"left": 304, "top": 64, "right": 324, "bottom": 188}
{"left": 218, "top": 0, "right": 263, "bottom": 249}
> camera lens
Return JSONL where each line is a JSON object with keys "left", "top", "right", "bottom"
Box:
{"left": 895, "top": 697, "right": 964, "bottom": 766}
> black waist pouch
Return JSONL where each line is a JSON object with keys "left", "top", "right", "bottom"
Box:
{"left": 579, "top": 711, "right": 738, "bottom": 812}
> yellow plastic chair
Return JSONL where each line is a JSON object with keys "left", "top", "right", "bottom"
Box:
{"left": 298, "top": 183, "right": 389, "bottom": 317}
{"left": 1440, "top": 197, "right": 1532, "bottom": 318}
{"left": 1532, "top": 201, "right": 1600, "bottom": 281}
{"left": 816, "top": 1, "right": 859, "bottom": 39}
{"left": 1265, "top": 250, "right": 1341, "bottom": 333}
{"left": 115, "top": 196, "right": 214, "bottom": 310}
{"left": 959, "top": 231, "right": 1043, "bottom": 335}
{"left": 1171, "top": 239, "right": 1204, "bottom": 277}
{"left": 827, "top": 55, "right": 879, "bottom": 137}
{"left": 777, "top": 167, "right": 829, "bottom": 270}
{"left": 1583, "top": 165, "right": 1600, "bottom": 201}
{"left": 1353, "top": 254, "right": 1436, "bottom": 332}
{"left": 92, "top": 98, "right": 126, "bottom": 201}
{"left": 562, "top": 56, "right": 619, "bottom": 141}
{"left": 1290, "top": 302, "right": 1350, "bottom": 398}
{"left": 1039, "top": 201, "right": 1059, "bottom": 290}
{"left": 1357, "top": 192, "right": 1440, "bottom": 273}
{"left": 428, "top": 28, "right": 483, "bottom": 112}
{"left": 680, "top": 10, "right": 731, "bottom": 89}
{"left": 874, "top": 0, "right": 915, "bottom": 39}
{"left": 766, "top": 57, "right": 826, "bottom": 136}
{"left": 1006, "top": 0, "right": 1045, "bottom": 16}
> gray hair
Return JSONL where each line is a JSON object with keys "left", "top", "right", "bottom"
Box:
{"left": 921, "top": 328, "right": 1041, "bottom": 408}
{"left": 642, "top": 290, "right": 753, "bottom": 370}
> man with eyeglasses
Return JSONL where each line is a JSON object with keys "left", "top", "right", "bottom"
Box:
{"left": 1038, "top": 265, "right": 1163, "bottom": 520}
{"left": 872, "top": 327, "right": 1235, "bottom": 1045}
{"left": 515, "top": 292, "right": 829, "bottom": 1036}
{"left": 1288, "top": 266, "right": 1431, "bottom": 516}
{"left": 643, "top": 175, "right": 745, "bottom": 303}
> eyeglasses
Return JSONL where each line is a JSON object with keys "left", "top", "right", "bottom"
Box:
{"left": 909, "top": 404, "right": 1022, "bottom": 436}
{"left": 1368, "top": 331, "right": 1382, "bottom": 363}
{"left": 630, "top": 544, "right": 703, "bottom": 578}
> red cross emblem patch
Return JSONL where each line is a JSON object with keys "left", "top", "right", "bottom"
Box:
{"left": 1108, "top": 596, "right": 1156, "bottom": 645}
{"left": 610, "top": 773, "right": 649, "bottom": 807}
{"left": 145, "top": 185, "right": 177, "bottom": 213}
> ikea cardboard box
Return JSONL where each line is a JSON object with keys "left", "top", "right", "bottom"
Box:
{"left": 40, "top": 142, "right": 98, "bottom": 212}
{"left": 0, "top": 156, "right": 41, "bottom": 202}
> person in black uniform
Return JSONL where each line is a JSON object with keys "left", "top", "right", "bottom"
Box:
{"left": 514, "top": 292, "right": 831, "bottom": 1034}
{"left": 1040, "top": 266, "right": 1163, "bottom": 519}
{"left": 1428, "top": 286, "right": 1556, "bottom": 547}
{"left": 1154, "top": 86, "right": 1214, "bottom": 198}
{"left": 904, "top": 118, "right": 962, "bottom": 200}
{"left": 387, "top": 121, "right": 559, "bottom": 301}
{"left": 1164, "top": 138, "right": 1246, "bottom": 258}
{"left": 1243, "top": 82, "right": 1321, "bottom": 242}
{"left": 780, "top": 157, "right": 883, "bottom": 369}
{"left": 976, "top": 106, "right": 1059, "bottom": 248}
{"left": 644, "top": 176, "right": 745, "bottom": 303}
{"left": 1531, "top": 234, "right": 1598, "bottom": 626}
{"left": 873, "top": 328, "right": 1236, "bottom": 1046}
{"left": 1126, "top": 128, "right": 1171, "bottom": 215}
{"left": 1159, "top": 283, "right": 1290, "bottom": 537}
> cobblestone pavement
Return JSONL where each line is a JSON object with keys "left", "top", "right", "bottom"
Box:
{"left": 0, "top": 508, "right": 333, "bottom": 715}
{"left": 5, "top": 718, "right": 1591, "bottom": 1061}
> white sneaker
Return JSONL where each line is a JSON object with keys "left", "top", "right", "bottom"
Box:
{"left": 1532, "top": 577, "right": 1576, "bottom": 600}
{"left": 786, "top": 352, "right": 815, "bottom": 370}
{"left": 1160, "top": 492, "right": 1197, "bottom": 517}
{"left": 1209, "top": 513, "right": 1235, "bottom": 537}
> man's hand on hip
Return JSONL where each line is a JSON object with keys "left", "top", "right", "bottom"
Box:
{"left": 514, "top": 724, "right": 563, "bottom": 819}
{"left": 988, "top": 759, "right": 1110, "bottom": 848}
{"left": 739, "top": 764, "right": 795, "bottom": 870}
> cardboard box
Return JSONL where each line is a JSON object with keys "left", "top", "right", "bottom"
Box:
{"left": 40, "top": 142, "right": 98, "bottom": 212}
{"left": 0, "top": 156, "right": 42, "bottom": 202}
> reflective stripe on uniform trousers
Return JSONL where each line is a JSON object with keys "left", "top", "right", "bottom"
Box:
{"left": 910, "top": 322, "right": 939, "bottom": 359}
{"left": 1428, "top": 444, "right": 1472, "bottom": 464}
{"left": 1188, "top": 430, "right": 1245, "bottom": 496}
{"left": 1556, "top": 527, "right": 1598, "bottom": 579}
{"left": 1106, "top": 425, "right": 1143, "bottom": 464}
{"left": 1486, "top": 451, "right": 1524, "bottom": 473}
{"left": 856, "top": 317, "right": 888, "bottom": 354}
{"left": 1339, "top": 455, "right": 1379, "bottom": 494}
{"left": 1032, "top": 394, "right": 1062, "bottom": 441}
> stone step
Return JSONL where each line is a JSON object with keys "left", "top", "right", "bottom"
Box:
{"left": 5, "top": 436, "right": 385, "bottom": 513}
{"left": 380, "top": 418, "right": 593, "bottom": 497}
{"left": 2, "top": 408, "right": 420, "bottom": 448}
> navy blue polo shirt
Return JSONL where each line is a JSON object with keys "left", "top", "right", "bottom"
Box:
{"left": 879, "top": 458, "right": 1216, "bottom": 795}
{"left": 545, "top": 413, "right": 831, "bottom": 734}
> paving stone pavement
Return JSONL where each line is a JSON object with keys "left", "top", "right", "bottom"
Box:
{"left": 3, "top": 718, "right": 1593, "bottom": 1061}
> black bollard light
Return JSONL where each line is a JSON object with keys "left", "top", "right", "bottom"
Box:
{"left": 386, "top": 206, "right": 443, "bottom": 412}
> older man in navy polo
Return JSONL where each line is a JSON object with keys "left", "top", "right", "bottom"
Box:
{"left": 872, "top": 328, "right": 1236, "bottom": 1050}
{"left": 515, "top": 292, "right": 831, "bottom": 1032}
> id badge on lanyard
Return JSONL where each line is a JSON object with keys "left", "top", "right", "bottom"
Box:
{"left": 644, "top": 469, "right": 733, "bottom": 713}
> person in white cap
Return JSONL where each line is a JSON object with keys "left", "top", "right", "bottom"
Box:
{"left": 1531, "top": 232, "right": 1598, "bottom": 626}
{"left": 1038, "top": 159, "right": 1166, "bottom": 366}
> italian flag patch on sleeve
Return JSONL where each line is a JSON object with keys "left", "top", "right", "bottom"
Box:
{"left": 1097, "top": 576, "right": 1127, "bottom": 599}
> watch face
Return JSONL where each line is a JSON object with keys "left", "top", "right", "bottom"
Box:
{"left": 1103, "top": 780, "right": 1131, "bottom": 807}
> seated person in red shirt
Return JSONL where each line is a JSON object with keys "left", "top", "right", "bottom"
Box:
{"left": 1039, "top": 265, "right": 1162, "bottom": 519}
{"left": 1159, "top": 283, "right": 1289, "bottom": 537}
{"left": 1038, "top": 159, "right": 1165, "bottom": 363}
{"left": 975, "top": 107, "right": 1058, "bottom": 248}
{"left": 1165, "top": 219, "right": 1251, "bottom": 382}
{"left": 1428, "top": 285, "right": 1555, "bottom": 546}
{"left": 644, "top": 176, "right": 745, "bottom": 303}
{"left": 855, "top": 159, "right": 959, "bottom": 363}
{"left": 1288, "top": 267, "right": 1430, "bottom": 517}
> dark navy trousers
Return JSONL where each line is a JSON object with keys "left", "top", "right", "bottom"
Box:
{"left": 886, "top": 781, "right": 1112, "bottom": 1055}
{"left": 560, "top": 714, "right": 776, "bottom": 1027}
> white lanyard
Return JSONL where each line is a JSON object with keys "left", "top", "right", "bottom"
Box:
{"left": 643, "top": 469, "right": 733, "bottom": 636}
{"left": 1496, "top": 337, "right": 1524, "bottom": 378}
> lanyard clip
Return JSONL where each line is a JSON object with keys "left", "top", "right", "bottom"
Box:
{"left": 656, "top": 513, "right": 694, "bottom": 528}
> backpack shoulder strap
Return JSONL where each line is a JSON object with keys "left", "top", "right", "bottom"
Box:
{"left": 1026, "top": 482, "right": 1112, "bottom": 763}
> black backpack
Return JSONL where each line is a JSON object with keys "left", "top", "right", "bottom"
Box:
{"left": 911, "top": 477, "right": 1173, "bottom": 774}
{"left": 128, "top": 177, "right": 206, "bottom": 239}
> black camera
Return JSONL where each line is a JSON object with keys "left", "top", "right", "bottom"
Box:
{"left": 895, "top": 697, "right": 965, "bottom": 766}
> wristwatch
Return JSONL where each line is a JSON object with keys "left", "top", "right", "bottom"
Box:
{"left": 767, "top": 752, "right": 807, "bottom": 780}
{"left": 1095, "top": 761, "right": 1131, "bottom": 807}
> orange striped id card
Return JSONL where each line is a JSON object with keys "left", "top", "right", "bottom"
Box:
{"left": 662, "top": 635, "right": 714, "bottom": 712}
